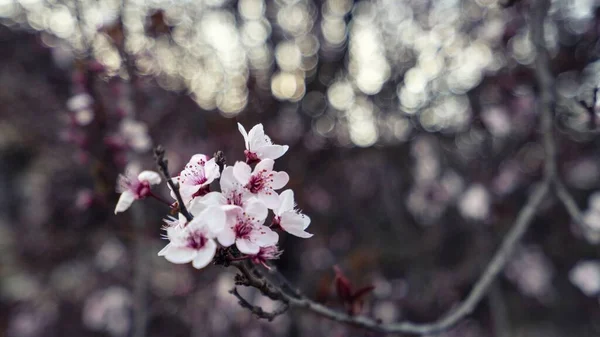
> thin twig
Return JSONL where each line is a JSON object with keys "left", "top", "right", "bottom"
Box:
{"left": 154, "top": 146, "right": 193, "bottom": 221}
{"left": 230, "top": 287, "right": 289, "bottom": 321}
{"left": 555, "top": 179, "right": 585, "bottom": 225}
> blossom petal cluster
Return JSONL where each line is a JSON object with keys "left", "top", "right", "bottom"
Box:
{"left": 114, "top": 123, "right": 312, "bottom": 270}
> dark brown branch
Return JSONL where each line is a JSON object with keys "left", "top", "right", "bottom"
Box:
{"left": 154, "top": 146, "right": 193, "bottom": 221}
{"left": 230, "top": 287, "right": 289, "bottom": 321}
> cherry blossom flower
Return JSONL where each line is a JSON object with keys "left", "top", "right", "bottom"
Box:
{"left": 250, "top": 245, "right": 283, "bottom": 268}
{"left": 114, "top": 170, "right": 161, "bottom": 214}
{"left": 238, "top": 123, "right": 289, "bottom": 163}
{"left": 273, "top": 189, "right": 313, "bottom": 238}
{"left": 158, "top": 206, "right": 225, "bottom": 269}
{"left": 172, "top": 154, "right": 220, "bottom": 205}
{"left": 217, "top": 199, "right": 278, "bottom": 255}
{"left": 199, "top": 166, "right": 252, "bottom": 209}
{"left": 233, "top": 159, "right": 289, "bottom": 209}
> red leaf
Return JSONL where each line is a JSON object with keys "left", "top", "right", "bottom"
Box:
{"left": 333, "top": 266, "right": 353, "bottom": 303}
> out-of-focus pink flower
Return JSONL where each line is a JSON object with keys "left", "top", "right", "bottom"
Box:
{"left": 114, "top": 171, "right": 161, "bottom": 214}
{"left": 250, "top": 245, "right": 283, "bottom": 268}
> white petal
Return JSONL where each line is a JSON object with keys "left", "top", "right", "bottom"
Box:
{"left": 254, "top": 158, "right": 274, "bottom": 174}
{"left": 114, "top": 191, "right": 135, "bottom": 214}
{"left": 259, "top": 190, "right": 281, "bottom": 210}
{"left": 275, "top": 190, "right": 295, "bottom": 215}
{"left": 192, "top": 240, "right": 217, "bottom": 269}
{"left": 217, "top": 226, "right": 236, "bottom": 247}
{"left": 158, "top": 243, "right": 171, "bottom": 256}
{"left": 245, "top": 198, "right": 268, "bottom": 222}
{"left": 204, "top": 158, "right": 220, "bottom": 183}
{"left": 247, "top": 124, "right": 266, "bottom": 150}
{"left": 238, "top": 123, "right": 250, "bottom": 148}
{"left": 281, "top": 213, "right": 313, "bottom": 238}
{"left": 251, "top": 226, "right": 279, "bottom": 246}
{"left": 162, "top": 245, "right": 196, "bottom": 264}
{"left": 137, "top": 170, "right": 162, "bottom": 185}
{"left": 270, "top": 171, "right": 289, "bottom": 190}
{"left": 284, "top": 227, "right": 313, "bottom": 238}
{"left": 233, "top": 161, "right": 252, "bottom": 184}
{"left": 202, "top": 206, "right": 226, "bottom": 237}
{"left": 220, "top": 166, "right": 237, "bottom": 193}
{"left": 196, "top": 192, "right": 226, "bottom": 207}
{"left": 189, "top": 154, "right": 210, "bottom": 165}
{"left": 236, "top": 238, "right": 260, "bottom": 255}
{"left": 257, "top": 145, "right": 289, "bottom": 160}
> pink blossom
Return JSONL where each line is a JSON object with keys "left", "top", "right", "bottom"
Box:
{"left": 273, "top": 189, "right": 313, "bottom": 238}
{"left": 238, "top": 123, "right": 289, "bottom": 163}
{"left": 158, "top": 206, "right": 225, "bottom": 269}
{"left": 233, "top": 159, "right": 289, "bottom": 209}
{"left": 199, "top": 166, "right": 252, "bottom": 209}
{"left": 217, "top": 199, "right": 278, "bottom": 255}
{"left": 172, "top": 154, "right": 220, "bottom": 205}
{"left": 114, "top": 170, "right": 161, "bottom": 214}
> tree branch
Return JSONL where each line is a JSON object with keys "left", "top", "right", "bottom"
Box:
{"left": 154, "top": 146, "right": 193, "bottom": 221}
{"left": 230, "top": 287, "right": 289, "bottom": 321}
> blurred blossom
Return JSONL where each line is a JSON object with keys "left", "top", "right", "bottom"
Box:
{"left": 83, "top": 287, "right": 132, "bottom": 337}
{"left": 481, "top": 107, "right": 511, "bottom": 138}
{"left": 505, "top": 246, "right": 554, "bottom": 301}
{"left": 565, "top": 158, "right": 600, "bottom": 190}
{"left": 458, "top": 184, "right": 491, "bottom": 221}
{"left": 7, "top": 304, "right": 57, "bottom": 337}
{"left": 569, "top": 260, "right": 600, "bottom": 297}
{"left": 492, "top": 160, "right": 522, "bottom": 196}
{"left": 95, "top": 238, "right": 127, "bottom": 271}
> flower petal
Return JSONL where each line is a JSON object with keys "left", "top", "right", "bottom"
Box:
{"left": 270, "top": 171, "right": 289, "bottom": 190}
{"left": 192, "top": 240, "right": 217, "bottom": 269}
{"left": 257, "top": 145, "right": 289, "bottom": 160}
{"left": 280, "top": 212, "right": 313, "bottom": 238}
{"left": 258, "top": 190, "right": 281, "bottom": 210}
{"left": 247, "top": 124, "right": 267, "bottom": 150}
{"left": 217, "top": 226, "right": 236, "bottom": 247}
{"left": 233, "top": 161, "right": 252, "bottom": 184}
{"left": 238, "top": 123, "right": 249, "bottom": 148}
{"left": 275, "top": 189, "right": 295, "bottom": 215}
{"left": 250, "top": 226, "right": 279, "bottom": 246}
{"left": 236, "top": 238, "right": 260, "bottom": 255}
{"left": 114, "top": 191, "right": 135, "bottom": 214}
{"left": 137, "top": 170, "right": 162, "bottom": 185}
{"left": 254, "top": 158, "right": 274, "bottom": 174}
{"left": 204, "top": 158, "right": 220, "bottom": 183}
{"left": 219, "top": 166, "right": 237, "bottom": 193}
{"left": 202, "top": 206, "right": 226, "bottom": 237}
{"left": 162, "top": 245, "right": 196, "bottom": 264}
{"left": 245, "top": 198, "right": 268, "bottom": 222}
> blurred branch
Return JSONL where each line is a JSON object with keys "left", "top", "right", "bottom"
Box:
{"left": 131, "top": 203, "right": 148, "bottom": 337}
{"left": 230, "top": 287, "right": 289, "bottom": 321}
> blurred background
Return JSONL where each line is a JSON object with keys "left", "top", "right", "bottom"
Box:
{"left": 1, "top": 0, "right": 600, "bottom": 336}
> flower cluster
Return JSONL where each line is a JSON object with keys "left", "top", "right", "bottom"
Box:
{"left": 114, "top": 123, "right": 312, "bottom": 269}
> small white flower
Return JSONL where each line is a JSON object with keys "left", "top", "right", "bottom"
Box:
{"left": 172, "top": 154, "right": 220, "bottom": 205}
{"left": 114, "top": 170, "right": 161, "bottom": 214}
{"left": 273, "top": 189, "right": 313, "bottom": 238}
{"left": 233, "top": 159, "right": 289, "bottom": 209}
{"left": 158, "top": 206, "right": 225, "bottom": 269}
{"left": 238, "top": 123, "right": 289, "bottom": 163}
{"left": 217, "top": 199, "right": 278, "bottom": 255}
